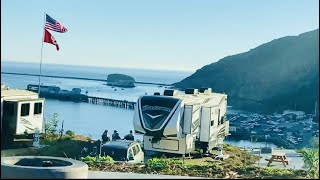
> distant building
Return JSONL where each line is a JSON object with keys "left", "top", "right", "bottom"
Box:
{"left": 287, "top": 132, "right": 293, "bottom": 137}
{"left": 283, "top": 110, "right": 305, "bottom": 118}
{"left": 283, "top": 113, "right": 297, "bottom": 121}
{"left": 1, "top": 85, "right": 45, "bottom": 145}
{"left": 72, "top": 88, "right": 81, "bottom": 94}
{"left": 314, "top": 101, "right": 319, "bottom": 117}
{"left": 229, "top": 126, "right": 237, "bottom": 132}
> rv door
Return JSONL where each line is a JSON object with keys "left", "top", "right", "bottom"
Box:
{"left": 183, "top": 104, "right": 200, "bottom": 135}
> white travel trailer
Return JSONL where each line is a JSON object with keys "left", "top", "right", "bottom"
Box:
{"left": 1, "top": 84, "right": 45, "bottom": 145}
{"left": 133, "top": 88, "right": 229, "bottom": 155}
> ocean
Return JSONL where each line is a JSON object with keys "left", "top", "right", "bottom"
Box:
{"left": 1, "top": 61, "right": 193, "bottom": 139}
{"left": 1, "top": 61, "right": 276, "bottom": 148}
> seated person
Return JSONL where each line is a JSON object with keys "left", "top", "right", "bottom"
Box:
{"left": 112, "top": 130, "right": 121, "bottom": 141}
{"left": 102, "top": 129, "right": 110, "bottom": 143}
{"left": 123, "top": 130, "right": 134, "bottom": 141}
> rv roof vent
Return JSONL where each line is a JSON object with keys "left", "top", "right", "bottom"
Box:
{"left": 200, "top": 87, "right": 212, "bottom": 94}
{"left": 185, "top": 88, "right": 198, "bottom": 95}
{"left": 163, "top": 89, "right": 178, "bottom": 96}
{"left": 154, "top": 92, "right": 160, "bottom": 95}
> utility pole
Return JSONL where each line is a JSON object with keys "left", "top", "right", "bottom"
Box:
{"left": 315, "top": 101, "right": 318, "bottom": 117}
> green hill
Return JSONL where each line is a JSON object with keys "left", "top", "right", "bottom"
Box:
{"left": 174, "top": 29, "right": 319, "bottom": 113}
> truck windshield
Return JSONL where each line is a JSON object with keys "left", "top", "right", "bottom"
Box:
{"left": 102, "top": 149, "right": 127, "bottom": 161}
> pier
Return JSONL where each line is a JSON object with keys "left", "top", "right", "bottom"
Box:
{"left": 25, "top": 84, "right": 137, "bottom": 110}
{"left": 87, "top": 96, "right": 136, "bottom": 109}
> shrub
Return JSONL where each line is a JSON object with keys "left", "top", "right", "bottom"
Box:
{"left": 147, "top": 158, "right": 169, "bottom": 170}
{"left": 43, "top": 113, "right": 60, "bottom": 139}
{"left": 65, "top": 130, "right": 75, "bottom": 137}
{"left": 80, "top": 155, "right": 114, "bottom": 164}
{"left": 99, "top": 155, "right": 114, "bottom": 163}
{"left": 81, "top": 155, "right": 96, "bottom": 162}
{"left": 261, "top": 167, "right": 294, "bottom": 176}
{"left": 86, "top": 134, "right": 93, "bottom": 142}
{"left": 298, "top": 148, "right": 319, "bottom": 179}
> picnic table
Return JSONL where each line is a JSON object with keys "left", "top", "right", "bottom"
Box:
{"left": 266, "top": 152, "right": 289, "bottom": 167}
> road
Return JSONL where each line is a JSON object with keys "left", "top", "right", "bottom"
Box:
{"left": 88, "top": 171, "right": 207, "bottom": 179}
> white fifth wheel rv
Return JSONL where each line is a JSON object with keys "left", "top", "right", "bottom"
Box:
{"left": 133, "top": 88, "right": 229, "bottom": 155}
{"left": 1, "top": 84, "right": 45, "bottom": 146}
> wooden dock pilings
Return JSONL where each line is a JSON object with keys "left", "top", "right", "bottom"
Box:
{"left": 87, "top": 96, "right": 135, "bottom": 109}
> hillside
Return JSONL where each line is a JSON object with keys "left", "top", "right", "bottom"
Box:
{"left": 174, "top": 29, "right": 319, "bottom": 113}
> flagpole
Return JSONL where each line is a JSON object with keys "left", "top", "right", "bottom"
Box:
{"left": 38, "top": 12, "right": 46, "bottom": 97}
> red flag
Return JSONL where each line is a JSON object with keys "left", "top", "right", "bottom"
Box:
{"left": 44, "top": 29, "right": 59, "bottom": 51}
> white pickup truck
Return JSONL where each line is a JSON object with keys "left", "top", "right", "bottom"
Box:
{"left": 100, "top": 140, "right": 144, "bottom": 164}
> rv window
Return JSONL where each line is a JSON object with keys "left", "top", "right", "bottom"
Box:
{"left": 34, "top": 103, "right": 42, "bottom": 114}
{"left": 211, "top": 120, "right": 214, "bottom": 126}
{"left": 132, "top": 145, "right": 139, "bottom": 155}
{"left": 221, "top": 114, "right": 225, "bottom": 124}
{"left": 136, "top": 145, "right": 141, "bottom": 153}
{"left": 21, "top": 103, "right": 30, "bottom": 116}
{"left": 217, "top": 109, "right": 221, "bottom": 125}
{"left": 128, "top": 149, "right": 134, "bottom": 158}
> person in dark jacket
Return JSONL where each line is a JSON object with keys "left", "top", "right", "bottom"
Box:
{"left": 123, "top": 130, "right": 134, "bottom": 141}
{"left": 101, "top": 129, "right": 110, "bottom": 143}
{"left": 112, "top": 130, "right": 121, "bottom": 141}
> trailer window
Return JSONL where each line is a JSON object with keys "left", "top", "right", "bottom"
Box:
{"left": 34, "top": 103, "right": 42, "bottom": 114}
{"left": 102, "top": 149, "right": 127, "bottom": 161}
{"left": 132, "top": 145, "right": 140, "bottom": 155}
{"left": 221, "top": 114, "right": 225, "bottom": 124}
{"left": 132, "top": 146, "right": 138, "bottom": 155}
{"left": 128, "top": 149, "right": 134, "bottom": 159}
{"left": 217, "top": 109, "right": 221, "bottom": 125}
{"left": 21, "top": 103, "right": 30, "bottom": 116}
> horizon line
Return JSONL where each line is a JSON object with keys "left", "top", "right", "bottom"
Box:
{"left": 1, "top": 60, "right": 195, "bottom": 73}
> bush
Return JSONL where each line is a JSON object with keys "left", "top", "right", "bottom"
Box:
{"left": 261, "top": 167, "right": 294, "bottom": 176}
{"left": 43, "top": 113, "right": 60, "bottom": 140}
{"left": 65, "top": 130, "right": 75, "bottom": 137}
{"left": 86, "top": 134, "right": 93, "bottom": 142}
{"left": 147, "top": 158, "right": 169, "bottom": 170}
{"left": 80, "top": 155, "right": 114, "bottom": 164}
{"left": 81, "top": 156, "right": 96, "bottom": 162}
{"left": 298, "top": 148, "right": 319, "bottom": 178}
{"left": 99, "top": 155, "right": 114, "bottom": 163}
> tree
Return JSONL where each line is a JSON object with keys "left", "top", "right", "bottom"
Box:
{"left": 298, "top": 138, "right": 319, "bottom": 179}
{"left": 43, "top": 113, "right": 60, "bottom": 139}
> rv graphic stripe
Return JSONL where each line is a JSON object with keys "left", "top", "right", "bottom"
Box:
{"left": 139, "top": 96, "right": 180, "bottom": 130}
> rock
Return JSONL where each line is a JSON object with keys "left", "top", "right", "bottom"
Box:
{"left": 106, "top": 74, "right": 135, "bottom": 88}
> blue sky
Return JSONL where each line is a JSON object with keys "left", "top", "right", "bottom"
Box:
{"left": 1, "top": 0, "right": 319, "bottom": 71}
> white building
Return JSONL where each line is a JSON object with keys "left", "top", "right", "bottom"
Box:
{"left": 229, "top": 126, "right": 237, "bottom": 132}
{"left": 283, "top": 110, "right": 305, "bottom": 118}
{"left": 1, "top": 84, "right": 45, "bottom": 145}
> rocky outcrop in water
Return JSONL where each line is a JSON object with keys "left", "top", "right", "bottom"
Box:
{"left": 106, "top": 74, "right": 136, "bottom": 88}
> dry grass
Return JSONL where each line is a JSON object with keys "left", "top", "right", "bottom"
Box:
{"left": 1, "top": 136, "right": 309, "bottom": 179}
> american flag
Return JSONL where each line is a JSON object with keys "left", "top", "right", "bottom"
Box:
{"left": 45, "top": 14, "right": 68, "bottom": 33}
